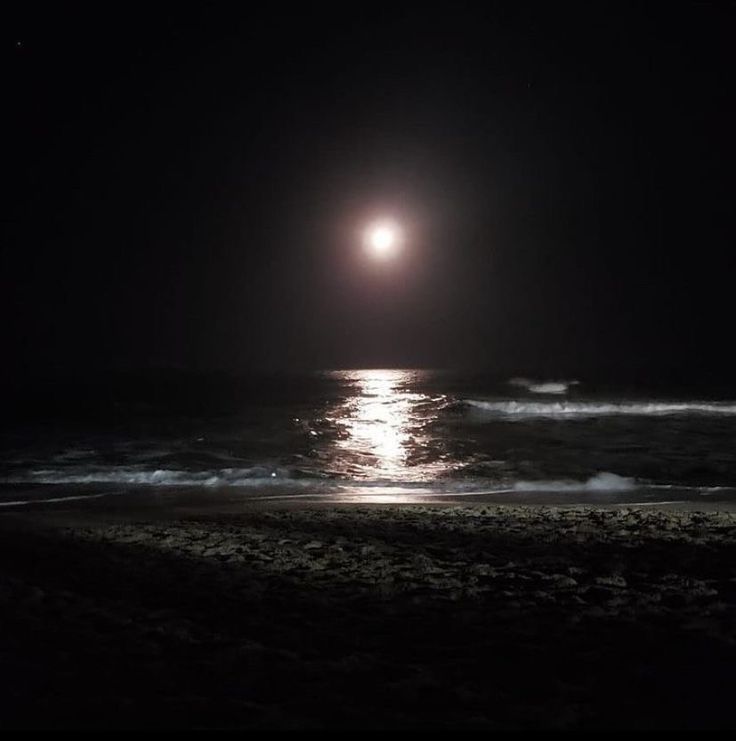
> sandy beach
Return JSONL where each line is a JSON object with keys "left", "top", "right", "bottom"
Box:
{"left": 1, "top": 499, "right": 735, "bottom": 729}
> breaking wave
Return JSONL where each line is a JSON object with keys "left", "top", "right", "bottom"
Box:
{"left": 507, "top": 378, "right": 580, "bottom": 395}
{"left": 511, "top": 472, "right": 636, "bottom": 492}
{"left": 0, "top": 465, "right": 308, "bottom": 487}
{"left": 466, "top": 399, "right": 736, "bottom": 419}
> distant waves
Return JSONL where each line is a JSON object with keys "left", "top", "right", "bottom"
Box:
{"left": 0, "top": 465, "right": 305, "bottom": 487}
{"left": 507, "top": 378, "right": 580, "bottom": 395}
{"left": 466, "top": 399, "right": 736, "bottom": 419}
{"left": 511, "top": 471, "right": 635, "bottom": 492}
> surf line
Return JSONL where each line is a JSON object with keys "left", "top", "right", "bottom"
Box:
{"left": 0, "top": 490, "right": 129, "bottom": 508}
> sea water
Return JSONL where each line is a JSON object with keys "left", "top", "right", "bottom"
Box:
{"left": 2, "top": 369, "right": 736, "bottom": 506}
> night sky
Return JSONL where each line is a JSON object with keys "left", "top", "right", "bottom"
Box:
{"left": 6, "top": 3, "right": 735, "bottom": 380}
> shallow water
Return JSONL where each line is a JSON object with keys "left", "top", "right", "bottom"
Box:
{"left": 2, "top": 369, "right": 736, "bottom": 506}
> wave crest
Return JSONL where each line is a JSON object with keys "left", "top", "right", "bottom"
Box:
{"left": 512, "top": 472, "right": 636, "bottom": 492}
{"left": 507, "top": 378, "right": 580, "bottom": 395}
{"left": 466, "top": 399, "right": 736, "bottom": 419}
{"left": 1, "top": 465, "right": 304, "bottom": 487}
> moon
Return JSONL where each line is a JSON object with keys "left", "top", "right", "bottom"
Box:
{"left": 364, "top": 221, "right": 401, "bottom": 260}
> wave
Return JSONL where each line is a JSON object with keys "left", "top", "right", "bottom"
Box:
{"left": 466, "top": 399, "right": 736, "bottom": 419}
{"left": 0, "top": 463, "right": 635, "bottom": 494}
{"left": 0, "top": 466, "right": 645, "bottom": 495}
{"left": 528, "top": 382, "right": 574, "bottom": 395}
{"left": 507, "top": 378, "right": 580, "bottom": 395}
{"left": 508, "top": 377, "right": 533, "bottom": 387}
{"left": 511, "top": 472, "right": 636, "bottom": 492}
{"left": 3, "top": 468, "right": 736, "bottom": 509}
{"left": 0, "top": 465, "right": 308, "bottom": 487}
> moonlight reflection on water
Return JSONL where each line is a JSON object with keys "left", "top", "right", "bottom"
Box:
{"left": 325, "top": 369, "right": 447, "bottom": 482}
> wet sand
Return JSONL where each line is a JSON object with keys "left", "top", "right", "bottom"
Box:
{"left": 1, "top": 499, "right": 735, "bottom": 729}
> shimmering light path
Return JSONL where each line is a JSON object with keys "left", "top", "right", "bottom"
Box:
{"left": 325, "top": 369, "right": 448, "bottom": 482}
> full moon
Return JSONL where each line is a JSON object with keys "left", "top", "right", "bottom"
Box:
{"left": 364, "top": 221, "right": 401, "bottom": 260}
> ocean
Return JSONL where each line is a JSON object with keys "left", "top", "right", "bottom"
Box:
{"left": 3, "top": 369, "right": 736, "bottom": 507}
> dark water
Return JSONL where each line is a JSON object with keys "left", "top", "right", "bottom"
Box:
{"left": 3, "top": 369, "right": 736, "bottom": 506}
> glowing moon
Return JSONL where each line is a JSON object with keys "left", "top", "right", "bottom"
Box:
{"left": 364, "top": 221, "right": 401, "bottom": 259}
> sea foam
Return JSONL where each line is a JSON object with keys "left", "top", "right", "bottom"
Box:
{"left": 507, "top": 378, "right": 580, "bottom": 394}
{"left": 511, "top": 472, "right": 636, "bottom": 492}
{"left": 1, "top": 465, "right": 302, "bottom": 487}
{"left": 466, "top": 399, "right": 736, "bottom": 419}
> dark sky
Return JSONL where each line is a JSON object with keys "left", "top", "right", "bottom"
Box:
{"left": 5, "top": 3, "right": 735, "bottom": 379}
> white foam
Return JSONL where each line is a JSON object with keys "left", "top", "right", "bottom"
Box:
{"left": 508, "top": 377, "right": 533, "bottom": 387}
{"left": 467, "top": 399, "right": 736, "bottom": 419}
{"left": 512, "top": 472, "right": 637, "bottom": 492}
{"left": 507, "top": 378, "right": 580, "bottom": 395}
{"left": 0, "top": 465, "right": 301, "bottom": 487}
{"left": 527, "top": 382, "right": 570, "bottom": 395}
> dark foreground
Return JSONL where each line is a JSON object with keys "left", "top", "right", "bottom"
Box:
{"left": 1, "top": 504, "right": 735, "bottom": 729}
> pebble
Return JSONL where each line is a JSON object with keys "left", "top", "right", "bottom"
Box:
{"left": 594, "top": 574, "right": 627, "bottom": 589}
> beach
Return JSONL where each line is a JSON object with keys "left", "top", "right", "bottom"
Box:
{"left": 1, "top": 498, "right": 735, "bottom": 729}
{"left": 9, "top": 0, "right": 735, "bottom": 730}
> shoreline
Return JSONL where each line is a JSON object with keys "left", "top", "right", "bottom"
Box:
{"left": 2, "top": 481, "right": 736, "bottom": 522}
